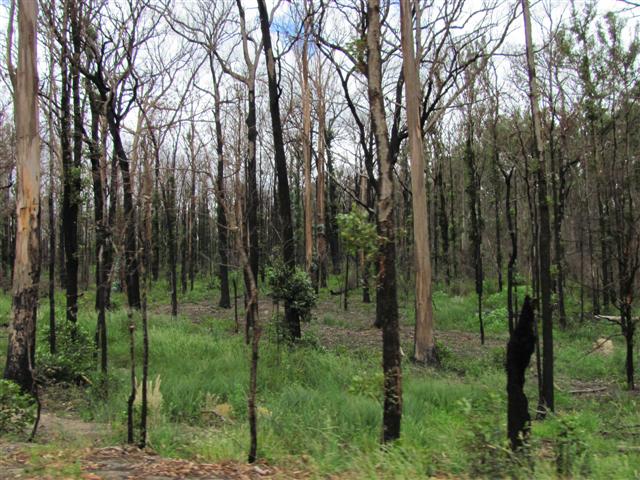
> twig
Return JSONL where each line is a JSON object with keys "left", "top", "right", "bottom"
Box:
{"left": 595, "top": 314, "right": 640, "bottom": 325}
{"left": 595, "top": 314, "right": 623, "bottom": 326}
{"left": 329, "top": 286, "right": 357, "bottom": 296}
{"left": 579, "top": 333, "right": 623, "bottom": 359}
{"left": 569, "top": 386, "right": 607, "bottom": 394}
{"left": 201, "top": 410, "right": 227, "bottom": 422}
{"left": 618, "top": 446, "right": 640, "bottom": 452}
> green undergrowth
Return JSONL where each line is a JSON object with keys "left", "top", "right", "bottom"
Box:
{"left": 1, "top": 278, "right": 639, "bottom": 478}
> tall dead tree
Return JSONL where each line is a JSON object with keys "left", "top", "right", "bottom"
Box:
{"left": 79, "top": 1, "right": 148, "bottom": 310}
{"left": 229, "top": 140, "right": 261, "bottom": 463}
{"left": 499, "top": 163, "right": 517, "bottom": 336}
{"left": 366, "top": 0, "right": 402, "bottom": 442}
{"left": 233, "top": 0, "right": 261, "bottom": 290}
{"left": 3, "top": 0, "right": 41, "bottom": 393}
{"left": 212, "top": 71, "right": 231, "bottom": 309}
{"left": 257, "top": 0, "right": 300, "bottom": 340}
{"left": 57, "top": 0, "right": 82, "bottom": 331}
{"left": 400, "top": 0, "right": 435, "bottom": 364}
{"left": 522, "top": 0, "right": 554, "bottom": 413}
{"left": 506, "top": 296, "right": 536, "bottom": 450}
{"left": 164, "top": 133, "right": 180, "bottom": 317}
{"left": 300, "top": 3, "right": 313, "bottom": 276}
{"left": 87, "top": 84, "right": 108, "bottom": 373}
{"left": 46, "top": 12, "right": 57, "bottom": 354}
{"left": 210, "top": 0, "right": 264, "bottom": 306}
{"left": 313, "top": 58, "right": 329, "bottom": 287}
{"left": 464, "top": 85, "right": 485, "bottom": 346}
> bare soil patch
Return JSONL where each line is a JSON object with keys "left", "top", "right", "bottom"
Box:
{"left": 82, "top": 447, "right": 283, "bottom": 479}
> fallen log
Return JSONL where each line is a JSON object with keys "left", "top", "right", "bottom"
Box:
{"left": 569, "top": 387, "right": 607, "bottom": 394}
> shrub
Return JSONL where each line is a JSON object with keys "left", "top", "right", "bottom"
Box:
{"left": 467, "top": 420, "right": 532, "bottom": 478}
{"left": 266, "top": 261, "right": 317, "bottom": 322}
{"left": 336, "top": 209, "right": 378, "bottom": 260}
{"left": 0, "top": 380, "right": 36, "bottom": 435}
{"left": 434, "top": 340, "right": 453, "bottom": 364}
{"left": 483, "top": 306, "right": 509, "bottom": 332}
{"left": 348, "top": 370, "right": 384, "bottom": 402}
{"left": 553, "top": 414, "right": 591, "bottom": 477}
{"left": 490, "top": 346, "right": 506, "bottom": 369}
{"left": 299, "top": 329, "right": 325, "bottom": 351}
{"left": 37, "top": 320, "right": 94, "bottom": 384}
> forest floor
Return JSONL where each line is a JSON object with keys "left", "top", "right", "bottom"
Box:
{"left": 0, "top": 439, "right": 281, "bottom": 479}
{"left": 1, "top": 294, "right": 491, "bottom": 480}
{"left": 152, "top": 294, "right": 505, "bottom": 356}
{"left": 0, "top": 375, "right": 285, "bottom": 479}
{"left": 1, "top": 279, "right": 640, "bottom": 478}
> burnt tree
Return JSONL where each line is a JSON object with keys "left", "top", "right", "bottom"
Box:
{"left": 506, "top": 296, "right": 536, "bottom": 450}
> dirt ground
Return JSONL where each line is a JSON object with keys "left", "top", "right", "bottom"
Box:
{"left": 0, "top": 388, "right": 285, "bottom": 480}
{"left": 0, "top": 439, "right": 282, "bottom": 479}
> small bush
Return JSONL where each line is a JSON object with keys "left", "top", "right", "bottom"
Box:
{"left": 552, "top": 414, "right": 591, "bottom": 477}
{"left": 266, "top": 261, "right": 317, "bottom": 322}
{"left": 336, "top": 209, "right": 378, "bottom": 260}
{"left": 483, "top": 306, "right": 509, "bottom": 332}
{"left": 37, "top": 320, "right": 94, "bottom": 384}
{"left": 434, "top": 340, "right": 453, "bottom": 364}
{"left": 0, "top": 379, "right": 36, "bottom": 435}
{"left": 299, "top": 329, "right": 325, "bottom": 351}
{"left": 348, "top": 371, "right": 384, "bottom": 402}
{"left": 467, "top": 420, "right": 533, "bottom": 478}
{"left": 490, "top": 346, "right": 506, "bottom": 369}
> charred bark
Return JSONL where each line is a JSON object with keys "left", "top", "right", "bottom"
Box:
{"left": 88, "top": 87, "right": 108, "bottom": 373}
{"left": 522, "top": 0, "right": 554, "bottom": 414}
{"left": 212, "top": 72, "right": 231, "bottom": 309}
{"left": 257, "top": 0, "right": 300, "bottom": 340}
{"left": 3, "top": 0, "right": 41, "bottom": 393}
{"left": 367, "top": 0, "right": 402, "bottom": 442}
{"left": 506, "top": 296, "right": 536, "bottom": 450}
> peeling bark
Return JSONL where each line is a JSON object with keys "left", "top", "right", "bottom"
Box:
{"left": 4, "top": 0, "right": 41, "bottom": 394}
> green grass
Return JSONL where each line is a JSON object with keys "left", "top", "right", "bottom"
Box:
{"left": 1, "top": 277, "right": 640, "bottom": 478}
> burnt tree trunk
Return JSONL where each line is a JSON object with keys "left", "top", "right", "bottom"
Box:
{"left": 325, "top": 133, "right": 341, "bottom": 274}
{"left": 315, "top": 68, "right": 328, "bottom": 288}
{"left": 151, "top": 188, "right": 161, "bottom": 281}
{"left": 257, "top": 0, "right": 300, "bottom": 340}
{"left": 60, "top": 1, "right": 80, "bottom": 331}
{"left": 114, "top": 126, "right": 141, "bottom": 309}
{"left": 522, "top": 0, "right": 554, "bottom": 414}
{"left": 164, "top": 169, "right": 178, "bottom": 317}
{"left": 246, "top": 83, "right": 259, "bottom": 287}
{"left": 126, "top": 313, "right": 136, "bottom": 444}
{"left": 501, "top": 167, "right": 517, "bottom": 336}
{"left": 188, "top": 151, "right": 197, "bottom": 291}
{"left": 180, "top": 203, "right": 188, "bottom": 294}
{"left": 465, "top": 109, "right": 484, "bottom": 345}
{"left": 622, "top": 304, "right": 635, "bottom": 390}
{"left": 436, "top": 164, "right": 450, "bottom": 286}
{"left": 367, "top": 0, "right": 402, "bottom": 442}
{"left": 46, "top": 35, "right": 56, "bottom": 355}
{"left": 506, "top": 296, "right": 536, "bottom": 450}
{"left": 3, "top": 0, "right": 41, "bottom": 393}
{"left": 213, "top": 72, "right": 231, "bottom": 309}
{"left": 88, "top": 87, "right": 108, "bottom": 373}
{"left": 494, "top": 180, "right": 503, "bottom": 293}
{"left": 103, "top": 146, "right": 117, "bottom": 310}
